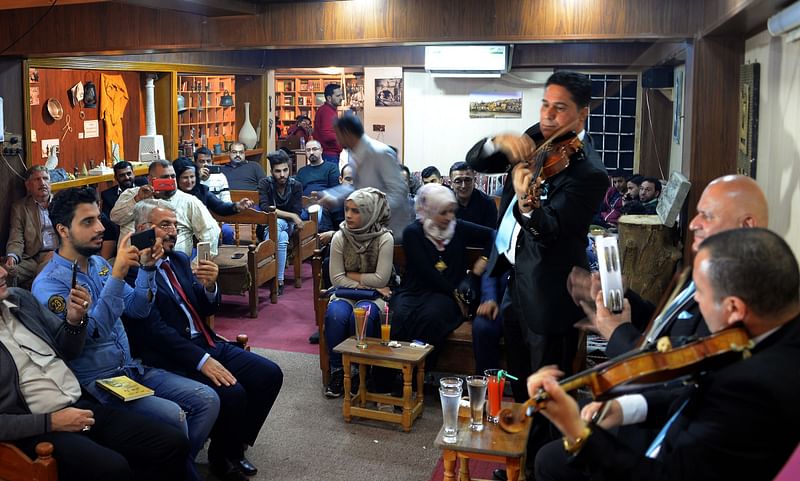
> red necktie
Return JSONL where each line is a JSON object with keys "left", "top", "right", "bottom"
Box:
{"left": 161, "top": 260, "right": 216, "bottom": 348}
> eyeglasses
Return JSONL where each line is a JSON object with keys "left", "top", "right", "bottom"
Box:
{"left": 306, "top": 147, "right": 322, "bottom": 152}
{"left": 451, "top": 178, "right": 474, "bottom": 185}
{"left": 150, "top": 222, "right": 177, "bottom": 232}
{"left": 230, "top": 150, "right": 245, "bottom": 155}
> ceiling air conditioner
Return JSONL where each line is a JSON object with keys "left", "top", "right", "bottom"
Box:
{"left": 425, "top": 45, "right": 511, "bottom": 78}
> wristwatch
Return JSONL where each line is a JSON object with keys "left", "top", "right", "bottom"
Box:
{"left": 64, "top": 315, "right": 87, "bottom": 335}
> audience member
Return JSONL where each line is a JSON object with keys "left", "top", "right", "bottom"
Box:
{"left": 110, "top": 159, "right": 221, "bottom": 256}
{"left": 622, "top": 176, "right": 661, "bottom": 215}
{"left": 296, "top": 140, "right": 339, "bottom": 196}
{"left": 400, "top": 164, "right": 420, "bottom": 196}
{"left": 625, "top": 174, "right": 644, "bottom": 202}
{"left": 125, "top": 200, "right": 283, "bottom": 481}
{"left": 100, "top": 161, "right": 148, "bottom": 217}
{"left": 0, "top": 264, "right": 189, "bottom": 481}
{"left": 221, "top": 142, "right": 267, "bottom": 191}
{"left": 286, "top": 115, "right": 312, "bottom": 146}
{"left": 5, "top": 166, "right": 56, "bottom": 289}
{"left": 531, "top": 228, "right": 800, "bottom": 481}
{"left": 315, "top": 84, "right": 344, "bottom": 163}
{"left": 32, "top": 187, "right": 219, "bottom": 481}
{"left": 194, "top": 146, "right": 231, "bottom": 202}
{"left": 258, "top": 150, "right": 304, "bottom": 294}
{"left": 389, "top": 184, "right": 493, "bottom": 366}
{"left": 450, "top": 161, "right": 498, "bottom": 228}
{"left": 421, "top": 165, "right": 442, "bottom": 185}
{"left": 319, "top": 114, "right": 412, "bottom": 243}
{"left": 596, "top": 170, "right": 626, "bottom": 226}
{"left": 466, "top": 71, "right": 608, "bottom": 479}
{"left": 323, "top": 188, "right": 394, "bottom": 398}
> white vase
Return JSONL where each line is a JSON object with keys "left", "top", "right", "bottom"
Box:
{"left": 238, "top": 102, "right": 258, "bottom": 149}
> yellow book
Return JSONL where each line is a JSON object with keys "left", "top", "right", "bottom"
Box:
{"left": 95, "top": 375, "right": 155, "bottom": 402}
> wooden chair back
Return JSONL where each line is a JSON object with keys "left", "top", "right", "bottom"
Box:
{"left": 0, "top": 442, "right": 58, "bottom": 481}
{"left": 290, "top": 200, "right": 319, "bottom": 288}
{"left": 212, "top": 207, "right": 279, "bottom": 317}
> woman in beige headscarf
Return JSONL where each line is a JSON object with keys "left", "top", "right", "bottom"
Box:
{"left": 324, "top": 187, "right": 394, "bottom": 398}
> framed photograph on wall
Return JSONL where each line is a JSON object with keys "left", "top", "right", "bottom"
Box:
{"left": 469, "top": 92, "right": 522, "bottom": 118}
{"left": 375, "top": 78, "right": 402, "bottom": 107}
{"left": 737, "top": 62, "right": 760, "bottom": 178}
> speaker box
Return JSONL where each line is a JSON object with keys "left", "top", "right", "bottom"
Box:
{"left": 642, "top": 66, "right": 674, "bottom": 89}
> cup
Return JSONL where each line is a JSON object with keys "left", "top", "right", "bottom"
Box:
{"left": 439, "top": 377, "right": 463, "bottom": 444}
{"left": 484, "top": 369, "right": 505, "bottom": 423}
{"left": 466, "top": 375, "right": 488, "bottom": 431}
{"left": 353, "top": 307, "right": 368, "bottom": 349}
{"left": 381, "top": 311, "right": 391, "bottom": 345}
{"left": 213, "top": 143, "right": 222, "bottom": 155}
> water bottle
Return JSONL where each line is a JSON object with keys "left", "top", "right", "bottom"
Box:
{"left": 300, "top": 137, "right": 306, "bottom": 150}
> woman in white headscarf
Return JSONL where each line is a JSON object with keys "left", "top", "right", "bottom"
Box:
{"left": 324, "top": 187, "right": 394, "bottom": 398}
{"left": 389, "top": 183, "right": 494, "bottom": 361}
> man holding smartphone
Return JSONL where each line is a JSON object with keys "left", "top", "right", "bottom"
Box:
{"left": 194, "top": 147, "right": 231, "bottom": 202}
{"left": 110, "top": 160, "right": 220, "bottom": 257}
{"left": 126, "top": 199, "right": 283, "bottom": 481}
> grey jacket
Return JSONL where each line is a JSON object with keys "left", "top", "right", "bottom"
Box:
{"left": 0, "top": 287, "right": 87, "bottom": 441}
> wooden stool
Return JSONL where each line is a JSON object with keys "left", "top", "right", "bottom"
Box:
{"left": 334, "top": 337, "right": 432, "bottom": 432}
{"left": 434, "top": 402, "right": 532, "bottom": 481}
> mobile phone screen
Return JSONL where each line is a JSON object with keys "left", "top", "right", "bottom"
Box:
{"left": 71, "top": 260, "right": 78, "bottom": 289}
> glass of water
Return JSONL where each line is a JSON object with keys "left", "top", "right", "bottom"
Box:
{"left": 439, "top": 377, "right": 463, "bottom": 443}
{"left": 466, "top": 375, "right": 488, "bottom": 432}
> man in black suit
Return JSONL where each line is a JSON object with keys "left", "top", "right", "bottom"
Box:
{"left": 100, "top": 161, "right": 147, "bottom": 218}
{"left": 466, "top": 71, "right": 609, "bottom": 478}
{"left": 124, "top": 199, "right": 283, "bottom": 481}
{"left": 529, "top": 228, "right": 800, "bottom": 481}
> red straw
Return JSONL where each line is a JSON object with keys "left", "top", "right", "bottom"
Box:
{"left": 361, "top": 306, "right": 371, "bottom": 339}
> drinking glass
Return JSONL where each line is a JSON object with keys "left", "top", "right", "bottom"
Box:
{"left": 466, "top": 375, "right": 488, "bottom": 431}
{"left": 439, "top": 377, "right": 463, "bottom": 443}
{"left": 484, "top": 369, "right": 505, "bottom": 423}
{"left": 353, "top": 307, "right": 368, "bottom": 349}
{"left": 381, "top": 311, "right": 392, "bottom": 345}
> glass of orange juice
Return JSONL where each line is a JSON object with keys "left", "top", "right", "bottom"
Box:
{"left": 381, "top": 310, "right": 391, "bottom": 345}
{"left": 484, "top": 369, "right": 505, "bottom": 423}
{"left": 353, "top": 307, "right": 368, "bottom": 349}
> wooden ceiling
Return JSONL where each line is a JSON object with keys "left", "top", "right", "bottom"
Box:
{"left": 0, "top": 0, "right": 340, "bottom": 17}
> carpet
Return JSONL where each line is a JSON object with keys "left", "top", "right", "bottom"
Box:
{"left": 213, "top": 263, "right": 319, "bottom": 355}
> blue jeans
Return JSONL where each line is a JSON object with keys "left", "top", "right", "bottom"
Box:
{"left": 85, "top": 367, "right": 220, "bottom": 481}
{"left": 324, "top": 299, "right": 380, "bottom": 370}
{"left": 220, "top": 223, "right": 234, "bottom": 245}
{"left": 265, "top": 218, "right": 292, "bottom": 282}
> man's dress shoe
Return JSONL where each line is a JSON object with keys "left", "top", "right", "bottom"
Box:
{"left": 236, "top": 457, "right": 258, "bottom": 476}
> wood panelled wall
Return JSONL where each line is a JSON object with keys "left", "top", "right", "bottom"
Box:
{"left": 0, "top": 0, "right": 703, "bottom": 56}
{"left": 28, "top": 68, "right": 144, "bottom": 172}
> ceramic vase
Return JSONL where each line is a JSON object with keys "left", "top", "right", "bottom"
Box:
{"left": 238, "top": 102, "right": 258, "bottom": 149}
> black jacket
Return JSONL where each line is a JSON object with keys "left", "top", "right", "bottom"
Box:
{"left": 466, "top": 125, "right": 609, "bottom": 335}
{"left": 189, "top": 183, "right": 238, "bottom": 217}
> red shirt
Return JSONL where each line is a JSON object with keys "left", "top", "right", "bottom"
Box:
{"left": 314, "top": 102, "right": 342, "bottom": 157}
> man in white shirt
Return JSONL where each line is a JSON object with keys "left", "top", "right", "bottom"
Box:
{"left": 110, "top": 160, "right": 220, "bottom": 256}
{"left": 194, "top": 147, "right": 231, "bottom": 202}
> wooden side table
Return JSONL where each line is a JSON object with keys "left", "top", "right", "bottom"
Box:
{"left": 333, "top": 337, "right": 433, "bottom": 432}
{"left": 434, "top": 403, "right": 532, "bottom": 481}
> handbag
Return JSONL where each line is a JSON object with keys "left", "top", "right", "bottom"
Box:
{"left": 329, "top": 287, "right": 382, "bottom": 300}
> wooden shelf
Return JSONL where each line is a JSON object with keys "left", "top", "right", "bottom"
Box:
{"left": 275, "top": 74, "right": 355, "bottom": 135}
{"left": 178, "top": 74, "right": 237, "bottom": 155}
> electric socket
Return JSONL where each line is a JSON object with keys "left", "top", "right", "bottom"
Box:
{"left": 2, "top": 146, "right": 22, "bottom": 156}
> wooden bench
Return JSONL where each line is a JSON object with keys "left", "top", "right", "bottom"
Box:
{"left": 312, "top": 244, "right": 499, "bottom": 386}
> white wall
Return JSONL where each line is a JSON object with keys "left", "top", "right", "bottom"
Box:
{"left": 403, "top": 69, "right": 552, "bottom": 174}
{"left": 363, "top": 67, "right": 404, "bottom": 160}
{"left": 745, "top": 30, "right": 800, "bottom": 259}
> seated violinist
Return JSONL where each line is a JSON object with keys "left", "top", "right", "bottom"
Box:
{"left": 529, "top": 228, "right": 800, "bottom": 481}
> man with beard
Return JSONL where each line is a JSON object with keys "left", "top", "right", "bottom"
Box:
{"left": 258, "top": 150, "right": 303, "bottom": 295}
{"left": 296, "top": 140, "right": 339, "bottom": 196}
{"left": 194, "top": 146, "right": 231, "bottom": 202}
{"left": 466, "top": 71, "right": 609, "bottom": 480}
{"left": 125, "top": 199, "right": 283, "bottom": 481}
{"left": 100, "top": 161, "right": 148, "bottom": 218}
{"left": 221, "top": 142, "right": 267, "bottom": 191}
{"left": 315, "top": 83, "right": 344, "bottom": 164}
{"left": 450, "top": 161, "right": 497, "bottom": 228}
{"left": 32, "top": 187, "right": 219, "bottom": 481}
{"left": 5, "top": 166, "right": 57, "bottom": 289}
{"left": 110, "top": 159, "right": 220, "bottom": 257}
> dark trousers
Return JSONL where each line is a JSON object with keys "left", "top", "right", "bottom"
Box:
{"left": 14, "top": 399, "right": 188, "bottom": 481}
{"left": 502, "top": 276, "right": 580, "bottom": 473}
{"left": 186, "top": 340, "right": 283, "bottom": 461}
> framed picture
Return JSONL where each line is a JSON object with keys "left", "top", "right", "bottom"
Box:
{"left": 375, "top": 78, "right": 402, "bottom": 107}
{"left": 737, "top": 63, "right": 760, "bottom": 178}
{"left": 469, "top": 92, "right": 522, "bottom": 118}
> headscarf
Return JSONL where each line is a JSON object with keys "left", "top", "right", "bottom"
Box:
{"left": 339, "top": 187, "right": 391, "bottom": 255}
{"left": 415, "top": 183, "right": 457, "bottom": 251}
{"left": 172, "top": 157, "right": 199, "bottom": 195}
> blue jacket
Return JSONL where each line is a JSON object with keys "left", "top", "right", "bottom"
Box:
{"left": 32, "top": 252, "right": 156, "bottom": 385}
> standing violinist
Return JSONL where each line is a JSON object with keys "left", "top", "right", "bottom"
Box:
{"left": 466, "top": 71, "right": 608, "bottom": 479}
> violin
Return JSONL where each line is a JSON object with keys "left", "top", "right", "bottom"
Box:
{"left": 497, "top": 327, "right": 754, "bottom": 433}
{"left": 523, "top": 125, "right": 583, "bottom": 206}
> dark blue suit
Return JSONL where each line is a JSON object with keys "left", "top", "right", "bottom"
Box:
{"left": 124, "top": 251, "right": 283, "bottom": 464}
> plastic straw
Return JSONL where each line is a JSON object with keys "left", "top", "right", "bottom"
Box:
{"left": 361, "top": 305, "right": 371, "bottom": 339}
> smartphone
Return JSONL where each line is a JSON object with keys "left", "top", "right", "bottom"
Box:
{"left": 208, "top": 165, "right": 222, "bottom": 174}
{"left": 196, "top": 242, "right": 211, "bottom": 262}
{"left": 71, "top": 260, "right": 78, "bottom": 289}
{"left": 152, "top": 178, "right": 177, "bottom": 192}
{"left": 231, "top": 252, "right": 245, "bottom": 259}
{"left": 131, "top": 228, "right": 156, "bottom": 250}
